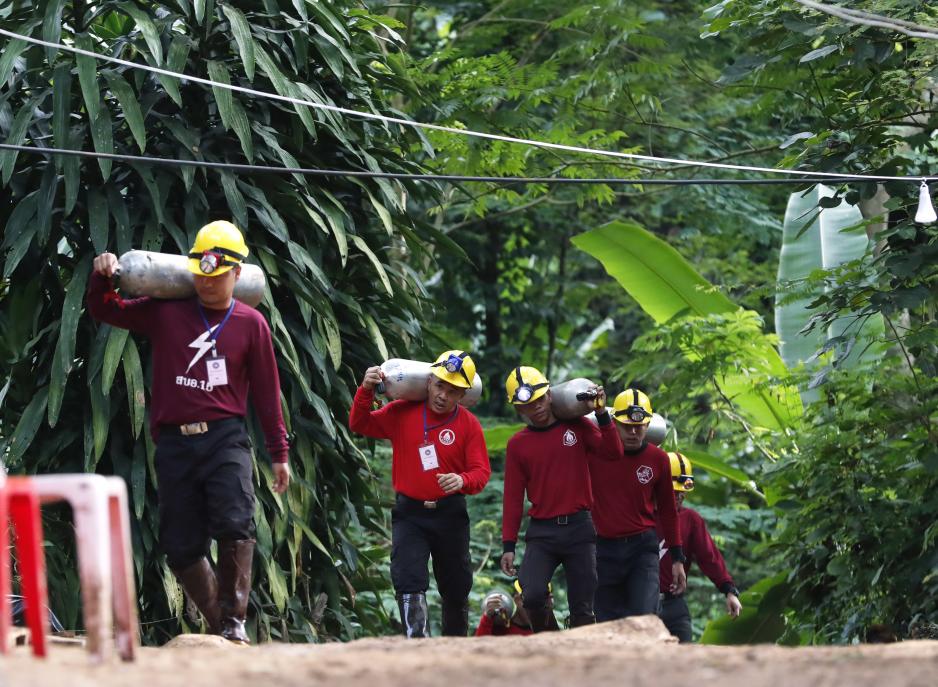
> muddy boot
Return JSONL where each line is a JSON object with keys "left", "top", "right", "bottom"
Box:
{"left": 172, "top": 557, "right": 221, "bottom": 634}
{"left": 217, "top": 539, "right": 255, "bottom": 644}
{"left": 396, "top": 592, "right": 430, "bottom": 638}
{"left": 440, "top": 597, "right": 469, "bottom": 637}
{"left": 570, "top": 612, "right": 596, "bottom": 628}
{"left": 525, "top": 605, "right": 557, "bottom": 633}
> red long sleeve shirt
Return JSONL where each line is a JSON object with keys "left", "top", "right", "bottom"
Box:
{"left": 86, "top": 272, "right": 289, "bottom": 463}
{"left": 348, "top": 386, "right": 491, "bottom": 500}
{"left": 474, "top": 614, "right": 533, "bottom": 637}
{"left": 589, "top": 441, "right": 681, "bottom": 549}
{"left": 658, "top": 506, "right": 734, "bottom": 593}
{"left": 502, "top": 415, "right": 621, "bottom": 550}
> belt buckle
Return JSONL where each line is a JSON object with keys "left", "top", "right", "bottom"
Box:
{"left": 179, "top": 421, "right": 208, "bottom": 436}
{"left": 423, "top": 500, "right": 438, "bottom": 510}
{"left": 557, "top": 514, "right": 569, "bottom": 525}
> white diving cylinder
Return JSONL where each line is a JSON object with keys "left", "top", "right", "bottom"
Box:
{"left": 549, "top": 378, "right": 601, "bottom": 420}
{"left": 115, "top": 250, "right": 267, "bottom": 308}
{"left": 581, "top": 410, "right": 668, "bottom": 445}
{"left": 376, "top": 358, "right": 483, "bottom": 408}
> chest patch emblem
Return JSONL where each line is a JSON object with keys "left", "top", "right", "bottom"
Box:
{"left": 439, "top": 429, "right": 456, "bottom": 446}
{"left": 636, "top": 465, "right": 654, "bottom": 484}
{"left": 563, "top": 429, "right": 577, "bottom": 447}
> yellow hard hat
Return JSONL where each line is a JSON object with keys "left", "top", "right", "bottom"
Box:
{"left": 505, "top": 366, "right": 549, "bottom": 405}
{"left": 612, "top": 389, "right": 653, "bottom": 425}
{"left": 187, "top": 220, "right": 249, "bottom": 277}
{"left": 429, "top": 350, "right": 476, "bottom": 389}
{"left": 668, "top": 452, "right": 695, "bottom": 492}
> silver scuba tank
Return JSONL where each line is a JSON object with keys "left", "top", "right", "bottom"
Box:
{"left": 375, "top": 358, "right": 483, "bottom": 408}
{"left": 115, "top": 250, "right": 267, "bottom": 308}
{"left": 581, "top": 410, "right": 669, "bottom": 445}
{"left": 550, "top": 378, "right": 601, "bottom": 420}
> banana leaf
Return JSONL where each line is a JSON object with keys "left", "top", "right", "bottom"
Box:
{"left": 573, "top": 221, "right": 802, "bottom": 430}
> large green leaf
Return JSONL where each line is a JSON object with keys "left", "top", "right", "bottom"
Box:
{"left": 104, "top": 70, "right": 147, "bottom": 152}
{"left": 119, "top": 2, "right": 163, "bottom": 64}
{"left": 221, "top": 4, "right": 255, "bottom": 80}
{"left": 48, "top": 255, "right": 92, "bottom": 427}
{"left": 483, "top": 423, "right": 525, "bottom": 453}
{"left": 775, "top": 185, "right": 884, "bottom": 377}
{"left": 573, "top": 221, "right": 802, "bottom": 430}
{"left": 700, "top": 572, "right": 791, "bottom": 644}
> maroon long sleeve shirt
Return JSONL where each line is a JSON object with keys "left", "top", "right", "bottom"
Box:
{"left": 502, "top": 414, "right": 621, "bottom": 552}
{"left": 658, "top": 506, "right": 735, "bottom": 594}
{"left": 589, "top": 441, "right": 682, "bottom": 556}
{"left": 474, "top": 614, "right": 533, "bottom": 637}
{"left": 86, "top": 272, "right": 289, "bottom": 463}
{"left": 348, "top": 386, "right": 491, "bottom": 500}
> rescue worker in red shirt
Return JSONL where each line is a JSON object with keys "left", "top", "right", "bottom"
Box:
{"left": 349, "top": 351, "right": 491, "bottom": 637}
{"left": 88, "top": 221, "right": 290, "bottom": 644}
{"left": 499, "top": 367, "right": 621, "bottom": 630}
{"left": 474, "top": 581, "right": 559, "bottom": 636}
{"left": 657, "top": 453, "right": 742, "bottom": 642}
{"left": 589, "top": 389, "right": 686, "bottom": 621}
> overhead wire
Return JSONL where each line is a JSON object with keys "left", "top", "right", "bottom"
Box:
{"left": 0, "top": 142, "right": 888, "bottom": 185}
{"left": 0, "top": 27, "right": 934, "bottom": 183}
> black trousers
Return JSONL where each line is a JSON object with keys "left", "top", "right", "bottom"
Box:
{"left": 659, "top": 594, "right": 692, "bottom": 642}
{"left": 594, "top": 529, "right": 660, "bottom": 621}
{"left": 390, "top": 494, "right": 472, "bottom": 601}
{"left": 155, "top": 418, "right": 256, "bottom": 569}
{"left": 518, "top": 511, "right": 597, "bottom": 623}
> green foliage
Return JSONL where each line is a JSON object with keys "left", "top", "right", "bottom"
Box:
{"left": 574, "top": 220, "right": 802, "bottom": 431}
{"left": 762, "top": 364, "right": 938, "bottom": 642}
{"left": 0, "top": 0, "right": 436, "bottom": 642}
{"left": 700, "top": 571, "right": 791, "bottom": 644}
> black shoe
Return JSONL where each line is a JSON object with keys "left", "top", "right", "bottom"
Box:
{"left": 396, "top": 592, "right": 430, "bottom": 638}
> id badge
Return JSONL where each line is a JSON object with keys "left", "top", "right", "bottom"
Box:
{"left": 206, "top": 356, "right": 228, "bottom": 387}
{"left": 418, "top": 442, "right": 440, "bottom": 471}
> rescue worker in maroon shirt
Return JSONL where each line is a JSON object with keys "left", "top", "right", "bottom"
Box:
{"left": 349, "top": 351, "right": 491, "bottom": 638}
{"left": 588, "top": 389, "right": 686, "bottom": 621}
{"left": 657, "top": 453, "right": 742, "bottom": 642}
{"left": 499, "top": 366, "right": 621, "bottom": 631}
{"left": 88, "top": 221, "right": 290, "bottom": 644}
{"left": 474, "top": 581, "right": 559, "bottom": 636}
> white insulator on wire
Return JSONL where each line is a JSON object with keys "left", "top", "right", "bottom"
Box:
{"left": 915, "top": 180, "right": 937, "bottom": 224}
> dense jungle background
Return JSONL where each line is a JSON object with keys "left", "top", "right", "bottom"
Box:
{"left": 0, "top": 0, "right": 936, "bottom": 646}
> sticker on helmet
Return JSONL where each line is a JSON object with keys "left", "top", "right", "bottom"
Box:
{"left": 563, "top": 429, "right": 577, "bottom": 447}
{"left": 636, "top": 465, "right": 654, "bottom": 484}
{"left": 439, "top": 429, "right": 456, "bottom": 446}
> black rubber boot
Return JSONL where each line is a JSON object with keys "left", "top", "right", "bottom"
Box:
{"left": 570, "top": 612, "right": 596, "bottom": 628}
{"left": 172, "top": 557, "right": 221, "bottom": 634}
{"left": 396, "top": 592, "right": 430, "bottom": 638}
{"left": 217, "top": 539, "right": 255, "bottom": 643}
{"left": 440, "top": 597, "right": 469, "bottom": 637}
{"left": 525, "top": 606, "right": 558, "bottom": 633}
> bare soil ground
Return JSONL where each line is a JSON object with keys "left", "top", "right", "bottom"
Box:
{"left": 3, "top": 616, "right": 938, "bottom": 687}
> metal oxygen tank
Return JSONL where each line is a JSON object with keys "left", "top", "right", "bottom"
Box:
{"left": 115, "top": 250, "right": 267, "bottom": 308}
{"left": 550, "top": 378, "right": 601, "bottom": 420}
{"left": 375, "top": 358, "right": 483, "bottom": 408}
{"left": 581, "top": 410, "right": 669, "bottom": 444}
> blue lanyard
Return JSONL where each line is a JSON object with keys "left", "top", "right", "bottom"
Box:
{"left": 423, "top": 403, "right": 459, "bottom": 441}
{"left": 197, "top": 300, "right": 236, "bottom": 354}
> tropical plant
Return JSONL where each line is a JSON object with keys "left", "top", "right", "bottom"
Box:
{"left": 0, "top": 0, "right": 443, "bottom": 642}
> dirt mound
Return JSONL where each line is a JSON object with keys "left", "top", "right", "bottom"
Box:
{"left": 2, "top": 624, "right": 938, "bottom": 687}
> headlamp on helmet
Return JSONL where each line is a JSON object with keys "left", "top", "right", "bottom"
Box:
{"left": 622, "top": 406, "right": 649, "bottom": 423}
{"left": 443, "top": 354, "right": 464, "bottom": 374}
{"left": 198, "top": 251, "right": 222, "bottom": 274}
